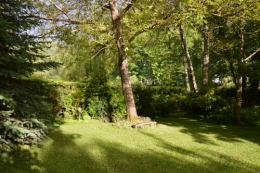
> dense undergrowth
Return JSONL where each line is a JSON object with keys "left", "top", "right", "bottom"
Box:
{"left": 184, "top": 87, "right": 260, "bottom": 125}
{"left": 1, "top": 76, "right": 260, "bottom": 156}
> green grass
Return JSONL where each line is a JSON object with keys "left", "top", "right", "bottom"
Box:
{"left": 1, "top": 113, "right": 260, "bottom": 173}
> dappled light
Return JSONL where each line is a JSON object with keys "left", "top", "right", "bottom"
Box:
{"left": 156, "top": 114, "right": 260, "bottom": 145}
{"left": 1, "top": 119, "right": 260, "bottom": 173}
{"left": 1, "top": 0, "right": 260, "bottom": 172}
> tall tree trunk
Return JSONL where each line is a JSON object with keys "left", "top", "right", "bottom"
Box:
{"left": 179, "top": 24, "right": 198, "bottom": 93}
{"left": 109, "top": 0, "right": 138, "bottom": 121}
{"left": 235, "top": 31, "right": 244, "bottom": 122}
{"left": 228, "top": 61, "right": 237, "bottom": 87}
{"left": 183, "top": 55, "right": 191, "bottom": 92}
{"left": 203, "top": 22, "right": 210, "bottom": 86}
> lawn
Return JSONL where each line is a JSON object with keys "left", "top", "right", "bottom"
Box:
{"left": 1, "top": 113, "right": 260, "bottom": 173}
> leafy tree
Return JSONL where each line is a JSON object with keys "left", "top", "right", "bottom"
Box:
{"left": 208, "top": 0, "right": 260, "bottom": 121}
{"left": 31, "top": 0, "right": 180, "bottom": 120}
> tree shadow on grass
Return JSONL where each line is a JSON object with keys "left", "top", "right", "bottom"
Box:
{"left": 1, "top": 122, "right": 260, "bottom": 173}
{"left": 40, "top": 128, "right": 260, "bottom": 173}
{"left": 0, "top": 147, "right": 42, "bottom": 173}
{"left": 138, "top": 130, "right": 260, "bottom": 173}
{"left": 156, "top": 114, "right": 260, "bottom": 145}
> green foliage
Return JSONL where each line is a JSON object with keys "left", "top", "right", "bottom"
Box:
{"left": 241, "top": 107, "right": 260, "bottom": 126}
{"left": 86, "top": 97, "right": 107, "bottom": 120}
{"left": 0, "top": 117, "right": 52, "bottom": 153}
{"left": 0, "top": 89, "right": 53, "bottom": 153}
{"left": 84, "top": 80, "right": 126, "bottom": 122}
{"left": 0, "top": 77, "right": 59, "bottom": 119}
{"left": 108, "top": 87, "right": 126, "bottom": 122}
{"left": 47, "top": 81, "right": 87, "bottom": 120}
{"left": 184, "top": 87, "right": 236, "bottom": 122}
{"left": 207, "top": 98, "right": 236, "bottom": 124}
{"left": 185, "top": 86, "right": 260, "bottom": 125}
{"left": 134, "top": 85, "right": 187, "bottom": 118}
{"left": 184, "top": 88, "right": 218, "bottom": 117}
{"left": 0, "top": 0, "right": 59, "bottom": 78}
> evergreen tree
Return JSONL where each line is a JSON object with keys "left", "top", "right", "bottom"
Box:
{"left": 0, "top": 0, "right": 59, "bottom": 78}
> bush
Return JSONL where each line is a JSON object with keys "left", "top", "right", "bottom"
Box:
{"left": 53, "top": 82, "right": 86, "bottom": 120}
{"left": 134, "top": 85, "right": 187, "bottom": 118}
{"left": 109, "top": 87, "right": 126, "bottom": 122}
{"left": 83, "top": 68, "right": 127, "bottom": 122}
{"left": 208, "top": 98, "right": 236, "bottom": 124}
{"left": 184, "top": 87, "right": 237, "bottom": 124}
{"left": 241, "top": 107, "right": 260, "bottom": 125}
{"left": 86, "top": 97, "right": 108, "bottom": 120}
{"left": 184, "top": 88, "right": 217, "bottom": 118}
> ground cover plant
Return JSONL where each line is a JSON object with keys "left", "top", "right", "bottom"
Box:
{"left": 1, "top": 113, "right": 260, "bottom": 173}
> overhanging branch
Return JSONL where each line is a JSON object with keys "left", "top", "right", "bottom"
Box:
{"left": 243, "top": 48, "right": 260, "bottom": 62}
{"left": 48, "top": 0, "right": 72, "bottom": 21}
{"left": 90, "top": 46, "right": 107, "bottom": 59}
{"left": 120, "top": 0, "right": 136, "bottom": 18}
{"left": 128, "top": 11, "right": 173, "bottom": 43}
{"left": 26, "top": 15, "right": 94, "bottom": 24}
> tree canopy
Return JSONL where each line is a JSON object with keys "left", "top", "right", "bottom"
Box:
{"left": 1, "top": 0, "right": 260, "bottom": 124}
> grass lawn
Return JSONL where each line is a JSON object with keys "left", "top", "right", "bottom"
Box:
{"left": 1, "top": 113, "right": 260, "bottom": 173}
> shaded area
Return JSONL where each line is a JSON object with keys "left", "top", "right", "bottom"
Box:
{"left": 1, "top": 119, "right": 260, "bottom": 173}
{"left": 156, "top": 113, "right": 260, "bottom": 145}
{"left": 138, "top": 130, "right": 260, "bottom": 173}
{"left": 0, "top": 147, "right": 42, "bottom": 173}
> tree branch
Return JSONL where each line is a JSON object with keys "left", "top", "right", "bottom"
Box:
{"left": 128, "top": 23, "right": 158, "bottom": 43}
{"left": 120, "top": 0, "right": 136, "bottom": 18}
{"left": 128, "top": 11, "right": 173, "bottom": 43}
{"left": 26, "top": 15, "right": 94, "bottom": 24}
{"left": 48, "top": 0, "right": 72, "bottom": 21}
{"left": 243, "top": 48, "right": 260, "bottom": 62}
{"left": 90, "top": 46, "right": 107, "bottom": 59}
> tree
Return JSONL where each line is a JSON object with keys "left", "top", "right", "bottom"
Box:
{"left": 31, "top": 0, "right": 140, "bottom": 120}
{"left": 202, "top": 22, "right": 210, "bottom": 86}
{"left": 105, "top": 0, "right": 138, "bottom": 121}
{"left": 208, "top": 0, "right": 260, "bottom": 121}
{"left": 179, "top": 24, "right": 198, "bottom": 93}
{"left": 0, "top": 0, "right": 58, "bottom": 78}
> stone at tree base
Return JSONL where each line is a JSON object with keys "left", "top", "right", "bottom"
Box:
{"left": 131, "top": 122, "right": 157, "bottom": 128}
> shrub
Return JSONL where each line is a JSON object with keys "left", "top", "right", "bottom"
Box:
{"left": 184, "top": 88, "right": 217, "bottom": 118}
{"left": 184, "top": 87, "right": 237, "bottom": 124}
{"left": 86, "top": 97, "right": 108, "bottom": 120}
{"left": 134, "top": 85, "right": 186, "bottom": 118}
{"left": 109, "top": 87, "right": 126, "bottom": 122}
{"left": 241, "top": 107, "right": 260, "bottom": 125}
{"left": 208, "top": 98, "right": 236, "bottom": 124}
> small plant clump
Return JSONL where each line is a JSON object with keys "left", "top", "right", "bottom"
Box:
{"left": 115, "top": 116, "right": 156, "bottom": 129}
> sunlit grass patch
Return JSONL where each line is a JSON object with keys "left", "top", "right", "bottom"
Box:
{"left": 1, "top": 114, "right": 260, "bottom": 173}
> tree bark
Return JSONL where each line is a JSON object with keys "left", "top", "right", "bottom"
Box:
{"left": 183, "top": 55, "right": 191, "bottom": 92}
{"left": 179, "top": 24, "right": 198, "bottom": 93}
{"left": 229, "top": 61, "right": 237, "bottom": 87}
{"left": 203, "top": 22, "right": 210, "bottom": 86}
{"left": 109, "top": 0, "right": 138, "bottom": 121}
{"left": 235, "top": 31, "right": 244, "bottom": 122}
